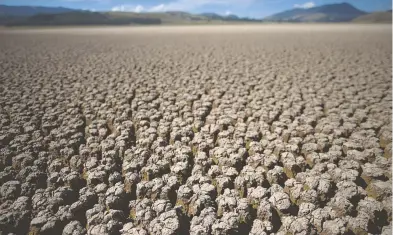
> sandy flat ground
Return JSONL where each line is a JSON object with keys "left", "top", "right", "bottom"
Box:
{"left": 0, "top": 24, "right": 391, "bottom": 235}
{"left": 1, "top": 23, "right": 391, "bottom": 34}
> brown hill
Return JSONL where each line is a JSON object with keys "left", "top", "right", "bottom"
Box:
{"left": 352, "top": 11, "right": 392, "bottom": 23}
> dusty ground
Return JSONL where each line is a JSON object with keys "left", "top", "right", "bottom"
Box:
{"left": 0, "top": 25, "right": 392, "bottom": 235}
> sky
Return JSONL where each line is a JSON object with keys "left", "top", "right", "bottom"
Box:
{"left": 1, "top": 0, "right": 392, "bottom": 18}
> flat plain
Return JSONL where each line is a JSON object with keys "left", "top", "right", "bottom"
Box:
{"left": 0, "top": 24, "right": 392, "bottom": 235}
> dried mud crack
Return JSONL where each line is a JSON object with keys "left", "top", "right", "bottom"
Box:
{"left": 0, "top": 25, "right": 391, "bottom": 235}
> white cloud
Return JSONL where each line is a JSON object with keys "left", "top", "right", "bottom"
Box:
{"left": 148, "top": 0, "right": 254, "bottom": 12}
{"left": 134, "top": 5, "right": 145, "bottom": 12}
{"left": 225, "top": 10, "right": 232, "bottom": 15}
{"left": 149, "top": 4, "right": 167, "bottom": 12}
{"left": 294, "top": 1, "right": 315, "bottom": 9}
{"left": 111, "top": 4, "right": 145, "bottom": 12}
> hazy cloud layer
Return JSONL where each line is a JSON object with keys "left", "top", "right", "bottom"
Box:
{"left": 293, "top": 1, "right": 315, "bottom": 9}
{"left": 111, "top": 4, "right": 144, "bottom": 12}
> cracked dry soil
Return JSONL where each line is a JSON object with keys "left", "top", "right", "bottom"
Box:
{"left": 0, "top": 25, "right": 391, "bottom": 235}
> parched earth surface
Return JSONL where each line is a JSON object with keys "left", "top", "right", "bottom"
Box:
{"left": 0, "top": 25, "right": 391, "bottom": 235}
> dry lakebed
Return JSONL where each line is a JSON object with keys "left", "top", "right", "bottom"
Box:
{"left": 0, "top": 24, "right": 391, "bottom": 235}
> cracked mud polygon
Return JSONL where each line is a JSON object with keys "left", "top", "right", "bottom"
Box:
{"left": 0, "top": 25, "right": 391, "bottom": 235}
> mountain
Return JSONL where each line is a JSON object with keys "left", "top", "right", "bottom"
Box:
{"left": 200, "top": 12, "right": 260, "bottom": 22}
{"left": 105, "top": 11, "right": 209, "bottom": 25}
{"left": 106, "top": 12, "right": 251, "bottom": 24}
{"left": 0, "top": 4, "right": 80, "bottom": 25}
{"left": 226, "top": 14, "right": 240, "bottom": 20}
{"left": 6, "top": 11, "right": 163, "bottom": 26}
{"left": 352, "top": 10, "right": 392, "bottom": 23}
{"left": 2, "top": 2, "right": 389, "bottom": 26}
{"left": 4, "top": 9, "right": 258, "bottom": 27}
{"left": 4, "top": 11, "right": 220, "bottom": 27}
{"left": 0, "top": 4, "right": 77, "bottom": 17}
{"left": 200, "top": 13, "right": 242, "bottom": 21}
{"left": 0, "top": 4, "right": 247, "bottom": 26}
{"left": 200, "top": 13, "right": 225, "bottom": 20}
{"left": 264, "top": 3, "right": 367, "bottom": 22}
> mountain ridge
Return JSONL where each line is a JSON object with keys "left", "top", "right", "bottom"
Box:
{"left": 352, "top": 10, "right": 392, "bottom": 23}
{"left": 264, "top": 2, "right": 367, "bottom": 22}
{"left": 0, "top": 2, "right": 391, "bottom": 26}
{"left": 0, "top": 4, "right": 77, "bottom": 16}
